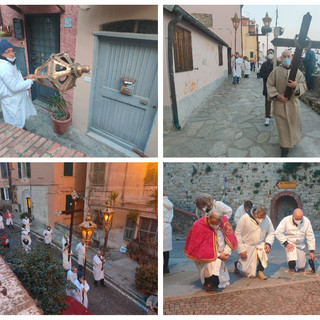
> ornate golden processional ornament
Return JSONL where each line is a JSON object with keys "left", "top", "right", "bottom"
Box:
{"left": 34, "top": 51, "right": 90, "bottom": 92}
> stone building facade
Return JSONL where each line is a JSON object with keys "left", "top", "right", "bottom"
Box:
{"left": 164, "top": 162, "right": 320, "bottom": 238}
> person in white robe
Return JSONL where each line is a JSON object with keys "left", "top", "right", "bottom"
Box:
{"left": 4, "top": 210, "right": 13, "bottom": 229}
{"left": 234, "top": 200, "right": 253, "bottom": 225}
{"left": 22, "top": 216, "right": 31, "bottom": 230}
{"left": 235, "top": 206, "right": 275, "bottom": 280}
{"left": 21, "top": 224, "right": 31, "bottom": 244}
{"left": 93, "top": 251, "right": 105, "bottom": 286}
{"left": 63, "top": 242, "right": 73, "bottom": 271}
{"left": 192, "top": 210, "right": 232, "bottom": 291}
{"left": 243, "top": 56, "right": 251, "bottom": 78}
{"left": 0, "top": 39, "right": 37, "bottom": 129}
{"left": 75, "top": 239, "right": 86, "bottom": 272}
{"left": 195, "top": 193, "right": 232, "bottom": 220}
{"left": 0, "top": 214, "right": 4, "bottom": 230}
{"left": 43, "top": 226, "right": 53, "bottom": 245}
{"left": 231, "top": 52, "right": 243, "bottom": 84}
{"left": 66, "top": 267, "right": 77, "bottom": 296}
{"left": 22, "top": 236, "right": 31, "bottom": 253}
{"left": 72, "top": 272, "right": 90, "bottom": 309}
{"left": 163, "top": 194, "right": 174, "bottom": 274}
{"left": 275, "top": 208, "right": 315, "bottom": 273}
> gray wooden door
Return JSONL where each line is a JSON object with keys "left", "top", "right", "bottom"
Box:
{"left": 88, "top": 32, "right": 158, "bottom": 153}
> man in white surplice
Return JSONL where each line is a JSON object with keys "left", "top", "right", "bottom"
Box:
{"left": 275, "top": 208, "right": 315, "bottom": 273}
{"left": 235, "top": 206, "right": 275, "bottom": 280}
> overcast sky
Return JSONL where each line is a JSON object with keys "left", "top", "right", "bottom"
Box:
{"left": 243, "top": 5, "right": 320, "bottom": 57}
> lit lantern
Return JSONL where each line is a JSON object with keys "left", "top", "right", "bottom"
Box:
{"left": 34, "top": 51, "right": 90, "bottom": 92}
{"left": 80, "top": 213, "right": 97, "bottom": 246}
{"left": 103, "top": 205, "right": 114, "bottom": 226}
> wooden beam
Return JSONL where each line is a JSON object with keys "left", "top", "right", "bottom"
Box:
{"left": 272, "top": 37, "right": 320, "bottom": 49}
{"left": 57, "top": 5, "right": 65, "bottom": 13}
{"left": 7, "top": 5, "right": 23, "bottom": 14}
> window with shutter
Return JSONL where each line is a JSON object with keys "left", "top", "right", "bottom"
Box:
{"left": 0, "top": 188, "right": 4, "bottom": 200}
{"left": 144, "top": 163, "right": 158, "bottom": 186}
{"left": 138, "top": 217, "right": 158, "bottom": 240}
{"left": 123, "top": 215, "right": 136, "bottom": 241}
{"left": 0, "top": 163, "right": 7, "bottom": 178}
{"left": 64, "top": 163, "right": 73, "bottom": 177}
{"left": 173, "top": 25, "right": 193, "bottom": 73}
{"left": 66, "top": 194, "right": 73, "bottom": 211}
{"left": 18, "top": 163, "right": 31, "bottom": 178}
{"left": 218, "top": 45, "right": 223, "bottom": 66}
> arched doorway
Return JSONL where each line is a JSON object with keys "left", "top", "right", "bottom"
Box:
{"left": 270, "top": 191, "right": 302, "bottom": 227}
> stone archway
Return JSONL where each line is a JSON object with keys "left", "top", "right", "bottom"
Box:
{"left": 270, "top": 191, "right": 302, "bottom": 227}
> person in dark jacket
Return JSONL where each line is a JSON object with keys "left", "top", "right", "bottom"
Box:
{"left": 303, "top": 48, "right": 316, "bottom": 91}
{"left": 260, "top": 49, "right": 275, "bottom": 126}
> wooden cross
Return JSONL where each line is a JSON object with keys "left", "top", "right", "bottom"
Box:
{"left": 271, "top": 12, "right": 313, "bottom": 99}
{"left": 56, "top": 191, "right": 83, "bottom": 262}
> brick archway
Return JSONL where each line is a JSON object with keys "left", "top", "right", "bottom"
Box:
{"left": 270, "top": 191, "right": 302, "bottom": 226}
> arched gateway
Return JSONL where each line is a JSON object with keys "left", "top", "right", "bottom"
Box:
{"left": 270, "top": 191, "right": 302, "bottom": 227}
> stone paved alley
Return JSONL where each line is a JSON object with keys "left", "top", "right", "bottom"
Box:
{"left": 164, "top": 71, "right": 320, "bottom": 157}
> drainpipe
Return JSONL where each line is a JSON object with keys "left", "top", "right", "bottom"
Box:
{"left": 168, "top": 14, "right": 182, "bottom": 130}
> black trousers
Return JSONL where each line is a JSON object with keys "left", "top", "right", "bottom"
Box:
{"left": 164, "top": 251, "right": 169, "bottom": 268}
{"left": 257, "top": 258, "right": 264, "bottom": 272}
{"left": 204, "top": 275, "right": 219, "bottom": 288}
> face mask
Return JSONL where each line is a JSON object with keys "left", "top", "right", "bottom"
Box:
{"left": 210, "top": 224, "right": 219, "bottom": 230}
{"left": 7, "top": 57, "right": 16, "bottom": 62}
{"left": 294, "top": 219, "right": 302, "bottom": 225}
{"left": 282, "top": 58, "right": 291, "bottom": 67}
{"left": 256, "top": 218, "right": 265, "bottom": 224}
{"left": 267, "top": 54, "right": 273, "bottom": 59}
{"left": 202, "top": 206, "right": 207, "bottom": 212}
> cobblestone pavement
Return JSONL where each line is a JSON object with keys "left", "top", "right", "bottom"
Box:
{"left": 164, "top": 236, "right": 320, "bottom": 315}
{"left": 164, "top": 278, "right": 320, "bottom": 315}
{"left": 5, "top": 226, "right": 146, "bottom": 315}
{"left": 164, "top": 72, "right": 320, "bottom": 157}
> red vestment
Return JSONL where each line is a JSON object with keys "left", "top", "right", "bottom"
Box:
{"left": 184, "top": 216, "right": 237, "bottom": 262}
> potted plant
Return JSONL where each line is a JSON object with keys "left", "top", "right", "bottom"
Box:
{"left": 135, "top": 263, "right": 158, "bottom": 294}
{"left": 47, "top": 93, "right": 72, "bottom": 134}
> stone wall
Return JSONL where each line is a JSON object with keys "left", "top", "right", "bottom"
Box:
{"left": 0, "top": 257, "right": 42, "bottom": 315}
{"left": 164, "top": 162, "right": 320, "bottom": 237}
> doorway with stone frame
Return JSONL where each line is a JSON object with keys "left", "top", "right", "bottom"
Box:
{"left": 270, "top": 191, "right": 302, "bottom": 227}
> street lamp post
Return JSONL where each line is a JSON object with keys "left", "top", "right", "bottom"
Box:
{"left": 262, "top": 12, "right": 272, "bottom": 52}
{"left": 79, "top": 213, "right": 97, "bottom": 281}
{"left": 231, "top": 13, "right": 240, "bottom": 53}
{"left": 102, "top": 205, "right": 114, "bottom": 259}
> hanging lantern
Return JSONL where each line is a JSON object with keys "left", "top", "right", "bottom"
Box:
{"left": 102, "top": 205, "right": 114, "bottom": 227}
{"left": 79, "top": 213, "right": 97, "bottom": 246}
{"left": 34, "top": 51, "right": 90, "bottom": 92}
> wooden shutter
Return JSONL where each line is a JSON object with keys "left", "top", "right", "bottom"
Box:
{"left": 218, "top": 45, "right": 223, "bottom": 66}
{"left": 0, "top": 163, "right": 7, "bottom": 178}
{"left": 18, "top": 163, "right": 22, "bottom": 178}
{"left": 26, "top": 163, "right": 31, "bottom": 178}
{"left": 0, "top": 188, "right": 4, "bottom": 200}
{"left": 66, "top": 194, "right": 73, "bottom": 211}
{"left": 174, "top": 25, "right": 193, "bottom": 72}
{"left": 64, "top": 163, "right": 73, "bottom": 177}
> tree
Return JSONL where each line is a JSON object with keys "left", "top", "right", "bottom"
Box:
{"left": 3, "top": 246, "right": 74, "bottom": 315}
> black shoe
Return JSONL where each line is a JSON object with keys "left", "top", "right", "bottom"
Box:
{"left": 280, "top": 147, "right": 289, "bottom": 157}
{"left": 288, "top": 268, "right": 296, "bottom": 274}
{"left": 234, "top": 261, "right": 240, "bottom": 274}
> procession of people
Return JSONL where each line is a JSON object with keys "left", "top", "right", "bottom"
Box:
{"left": 172, "top": 193, "right": 317, "bottom": 293}
{"left": 0, "top": 210, "right": 108, "bottom": 311}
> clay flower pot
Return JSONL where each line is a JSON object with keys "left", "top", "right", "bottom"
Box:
{"left": 51, "top": 113, "right": 72, "bottom": 134}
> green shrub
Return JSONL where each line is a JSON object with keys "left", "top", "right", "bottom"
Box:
{"left": 4, "top": 246, "right": 73, "bottom": 315}
{"left": 135, "top": 263, "right": 158, "bottom": 293}
{"left": 254, "top": 182, "right": 261, "bottom": 188}
{"left": 253, "top": 190, "right": 259, "bottom": 194}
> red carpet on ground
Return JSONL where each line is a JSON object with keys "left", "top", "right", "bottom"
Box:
{"left": 62, "top": 296, "right": 92, "bottom": 315}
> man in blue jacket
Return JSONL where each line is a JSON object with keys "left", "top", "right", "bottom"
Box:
{"left": 303, "top": 48, "right": 316, "bottom": 91}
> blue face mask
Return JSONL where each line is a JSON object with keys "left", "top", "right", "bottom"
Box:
{"left": 282, "top": 58, "right": 291, "bottom": 67}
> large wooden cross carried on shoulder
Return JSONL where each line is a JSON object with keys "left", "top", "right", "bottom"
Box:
{"left": 271, "top": 12, "right": 318, "bottom": 99}
{"left": 55, "top": 191, "right": 84, "bottom": 262}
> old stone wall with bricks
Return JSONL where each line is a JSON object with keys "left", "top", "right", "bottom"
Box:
{"left": 164, "top": 162, "right": 320, "bottom": 238}
{"left": 0, "top": 257, "right": 42, "bottom": 314}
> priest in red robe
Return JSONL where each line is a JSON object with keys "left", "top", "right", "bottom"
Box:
{"left": 184, "top": 194, "right": 237, "bottom": 292}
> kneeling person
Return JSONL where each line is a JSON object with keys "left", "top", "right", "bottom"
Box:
{"left": 275, "top": 208, "right": 315, "bottom": 273}
{"left": 235, "top": 206, "right": 275, "bottom": 280}
{"left": 184, "top": 209, "right": 237, "bottom": 291}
